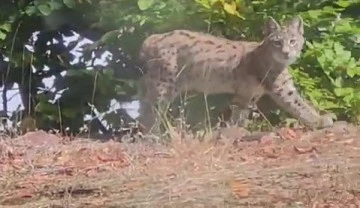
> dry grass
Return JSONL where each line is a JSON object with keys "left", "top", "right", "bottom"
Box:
{"left": 0, "top": 122, "right": 360, "bottom": 208}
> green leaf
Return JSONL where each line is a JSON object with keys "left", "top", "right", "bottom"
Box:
{"left": 323, "top": 48, "right": 334, "bottom": 60}
{"left": 195, "top": 0, "right": 211, "bottom": 9}
{"left": 0, "top": 23, "right": 11, "bottom": 32}
{"left": 0, "top": 31, "right": 6, "bottom": 40}
{"left": 333, "top": 77, "right": 343, "bottom": 88}
{"left": 348, "top": 67, "right": 360, "bottom": 77}
{"left": 45, "top": 115, "right": 57, "bottom": 121}
{"left": 35, "top": 100, "right": 57, "bottom": 113}
{"left": 335, "top": 21, "right": 352, "bottom": 33}
{"left": 49, "top": 1, "right": 64, "bottom": 10}
{"left": 307, "top": 9, "right": 322, "bottom": 19}
{"left": 37, "top": 4, "right": 52, "bottom": 16}
{"left": 334, "top": 87, "right": 354, "bottom": 97}
{"left": 333, "top": 42, "right": 344, "bottom": 55}
{"left": 139, "top": 17, "right": 148, "bottom": 26}
{"left": 63, "top": 0, "right": 76, "bottom": 8}
{"left": 99, "top": 30, "right": 120, "bottom": 44}
{"left": 335, "top": 0, "right": 351, "bottom": 8}
{"left": 305, "top": 41, "right": 314, "bottom": 49}
{"left": 25, "top": 6, "right": 37, "bottom": 16}
{"left": 137, "top": 0, "right": 154, "bottom": 11}
{"left": 223, "top": 2, "right": 237, "bottom": 15}
{"left": 316, "top": 55, "right": 326, "bottom": 70}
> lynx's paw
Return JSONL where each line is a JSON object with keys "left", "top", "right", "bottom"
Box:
{"left": 318, "top": 113, "right": 336, "bottom": 129}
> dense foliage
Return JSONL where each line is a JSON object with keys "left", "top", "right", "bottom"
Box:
{"left": 0, "top": 0, "right": 359, "bottom": 135}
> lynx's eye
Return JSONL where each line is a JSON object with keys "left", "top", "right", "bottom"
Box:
{"left": 289, "top": 39, "right": 297, "bottom": 45}
{"left": 272, "top": 40, "right": 282, "bottom": 47}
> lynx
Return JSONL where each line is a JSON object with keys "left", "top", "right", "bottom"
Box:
{"left": 136, "top": 16, "right": 334, "bottom": 134}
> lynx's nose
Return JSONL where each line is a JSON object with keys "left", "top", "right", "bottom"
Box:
{"left": 283, "top": 52, "right": 290, "bottom": 59}
{"left": 281, "top": 46, "right": 291, "bottom": 57}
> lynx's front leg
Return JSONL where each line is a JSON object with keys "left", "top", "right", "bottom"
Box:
{"left": 267, "top": 70, "right": 334, "bottom": 129}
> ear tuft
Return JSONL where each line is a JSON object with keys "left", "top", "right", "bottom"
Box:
{"left": 262, "top": 17, "right": 280, "bottom": 36}
{"left": 287, "top": 16, "right": 304, "bottom": 35}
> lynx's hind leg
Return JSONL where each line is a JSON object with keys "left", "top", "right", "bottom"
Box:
{"left": 137, "top": 57, "right": 180, "bottom": 135}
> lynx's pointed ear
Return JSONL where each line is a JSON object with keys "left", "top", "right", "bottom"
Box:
{"left": 262, "top": 17, "right": 280, "bottom": 36}
{"left": 287, "top": 16, "right": 304, "bottom": 35}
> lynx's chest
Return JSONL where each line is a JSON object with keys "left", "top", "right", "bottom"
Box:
{"left": 234, "top": 76, "right": 265, "bottom": 104}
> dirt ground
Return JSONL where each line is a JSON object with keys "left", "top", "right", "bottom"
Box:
{"left": 0, "top": 121, "right": 360, "bottom": 208}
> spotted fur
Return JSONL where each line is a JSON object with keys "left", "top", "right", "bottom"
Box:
{"left": 137, "top": 16, "right": 334, "bottom": 134}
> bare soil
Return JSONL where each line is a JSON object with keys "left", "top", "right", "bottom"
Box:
{"left": 0, "top": 122, "right": 360, "bottom": 208}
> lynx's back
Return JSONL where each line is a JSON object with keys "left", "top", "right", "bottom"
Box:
{"left": 139, "top": 30, "right": 260, "bottom": 95}
{"left": 139, "top": 30, "right": 258, "bottom": 70}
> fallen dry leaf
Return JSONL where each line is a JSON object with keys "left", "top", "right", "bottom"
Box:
{"left": 277, "top": 127, "right": 299, "bottom": 141}
{"left": 293, "top": 146, "right": 317, "bottom": 154}
{"left": 0, "top": 141, "right": 14, "bottom": 160}
{"left": 258, "top": 146, "right": 279, "bottom": 158}
{"left": 260, "top": 135, "right": 274, "bottom": 145}
{"left": 1, "top": 189, "right": 36, "bottom": 206}
{"left": 50, "top": 186, "right": 102, "bottom": 198}
{"left": 230, "top": 179, "right": 251, "bottom": 199}
{"left": 336, "top": 138, "right": 354, "bottom": 145}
